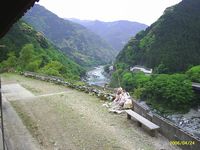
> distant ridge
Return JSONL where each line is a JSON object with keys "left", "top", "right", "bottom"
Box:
{"left": 69, "top": 18, "right": 148, "bottom": 52}
{"left": 23, "top": 4, "right": 115, "bottom": 67}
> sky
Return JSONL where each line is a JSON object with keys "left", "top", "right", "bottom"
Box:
{"left": 38, "top": 0, "right": 182, "bottom": 25}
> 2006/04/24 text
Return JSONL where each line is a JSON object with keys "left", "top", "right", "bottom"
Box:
{"left": 170, "top": 141, "right": 195, "bottom": 145}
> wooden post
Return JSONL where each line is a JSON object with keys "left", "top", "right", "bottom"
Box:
{"left": 150, "top": 130, "right": 157, "bottom": 137}
{"left": 137, "top": 121, "right": 142, "bottom": 127}
{"left": 127, "top": 114, "right": 131, "bottom": 120}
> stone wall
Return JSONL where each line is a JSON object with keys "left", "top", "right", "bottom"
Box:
{"left": 22, "top": 71, "right": 115, "bottom": 101}
{"left": 22, "top": 71, "right": 200, "bottom": 150}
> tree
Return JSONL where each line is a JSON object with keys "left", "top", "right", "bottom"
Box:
{"left": 143, "top": 74, "right": 194, "bottom": 113}
{"left": 154, "top": 63, "right": 169, "bottom": 74}
{"left": 110, "top": 69, "right": 124, "bottom": 88}
{"left": 26, "top": 59, "right": 42, "bottom": 72}
{"left": 19, "top": 44, "right": 35, "bottom": 70}
{"left": 121, "top": 72, "right": 135, "bottom": 91}
{"left": 40, "top": 61, "right": 63, "bottom": 77}
{"left": 121, "top": 71, "right": 150, "bottom": 91}
{"left": 186, "top": 65, "right": 200, "bottom": 83}
{"left": 1, "top": 52, "right": 18, "bottom": 70}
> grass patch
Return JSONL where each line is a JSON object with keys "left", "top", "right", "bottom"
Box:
{"left": 11, "top": 101, "right": 44, "bottom": 145}
{"left": 22, "top": 84, "right": 41, "bottom": 94}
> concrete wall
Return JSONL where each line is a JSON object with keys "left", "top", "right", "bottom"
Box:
{"left": 132, "top": 100, "right": 200, "bottom": 150}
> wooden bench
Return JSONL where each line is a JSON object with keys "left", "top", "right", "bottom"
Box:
{"left": 125, "top": 109, "right": 159, "bottom": 136}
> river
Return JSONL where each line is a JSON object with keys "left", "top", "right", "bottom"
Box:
{"left": 84, "top": 66, "right": 110, "bottom": 87}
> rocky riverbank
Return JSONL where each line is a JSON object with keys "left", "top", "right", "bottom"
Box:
{"left": 84, "top": 65, "right": 110, "bottom": 87}
{"left": 166, "top": 109, "right": 200, "bottom": 138}
{"left": 139, "top": 101, "right": 200, "bottom": 139}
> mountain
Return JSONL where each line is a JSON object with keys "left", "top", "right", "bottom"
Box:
{"left": 69, "top": 19, "right": 147, "bottom": 52}
{"left": 0, "top": 20, "right": 85, "bottom": 80}
{"left": 23, "top": 4, "right": 115, "bottom": 67}
{"left": 115, "top": 0, "right": 200, "bottom": 73}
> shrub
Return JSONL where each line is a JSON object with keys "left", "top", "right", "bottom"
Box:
{"left": 39, "top": 61, "right": 63, "bottom": 77}
{"left": 133, "top": 87, "right": 145, "bottom": 100}
{"left": 186, "top": 65, "right": 200, "bottom": 83}
{"left": 121, "top": 72, "right": 135, "bottom": 91}
{"left": 121, "top": 71, "right": 150, "bottom": 91}
{"left": 143, "top": 74, "right": 194, "bottom": 113}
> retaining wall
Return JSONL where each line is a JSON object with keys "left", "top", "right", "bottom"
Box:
{"left": 132, "top": 100, "right": 200, "bottom": 150}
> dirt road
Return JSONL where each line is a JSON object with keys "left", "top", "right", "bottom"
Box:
{"left": 1, "top": 73, "right": 180, "bottom": 150}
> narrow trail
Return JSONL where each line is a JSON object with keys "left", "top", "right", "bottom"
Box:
{"left": 1, "top": 73, "right": 180, "bottom": 150}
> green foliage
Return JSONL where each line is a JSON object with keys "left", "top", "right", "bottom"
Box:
{"left": 121, "top": 72, "right": 135, "bottom": 91}
{"left": 115, "top": 38, "right": 139, "bottom": 66}
{"left": 109, "top": 69, "right": 124, "bottom": 87}
{"left": 26, "top": 60, "right": 41, "bottom": 72}
{"left": 110, "top": 67, "right": 150, "bottom": 92}
{"left": 121, "top": 72, "right": 150, "bottom": 91}
{"left": 115, "top": 0, "right": 200, "bottom": 73}
{"left": 19, "top": 44, "right": 35, "bottom": 70}
{"left": 0, "top": 20, "right": 85, "bottom": 80}
{"left": 186, "top": 65, "right": 200, "bottom": 82}
{"left": 143, "top": 74, "right": 194, "bottom": 113}
{"left": 154, "top": 63, "right": 169, "bottom": 74}
{"left": 43, "top": 61, "right": 63, "bottom": 71}
{"left": 1, "top": 52, "right": 18, "bottom": 70}
{"left": 133, "top": 87, "right": 145, "bottom": 100}
{"left": 40, "top": 61, "right": 63, "bottom": 77}
{"left": 40, "top": 68, "right": 61, "bottom": 77}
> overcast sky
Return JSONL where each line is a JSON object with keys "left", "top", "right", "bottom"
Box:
{"left": 38, "top": 0, "right": 182, "bottom": 25}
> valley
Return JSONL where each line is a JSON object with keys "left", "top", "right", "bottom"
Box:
{"left": 1, "top": 0, "right": 200, "bottom": 149}
{"left": 23, "top": 5, "right": 115, "bottom": 67}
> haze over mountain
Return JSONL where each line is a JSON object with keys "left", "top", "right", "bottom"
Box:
{"left": 23, "top": 4, "right": 115, "bottom": 67}
{"left": 115, "top": 0, "right": 200, "bottom": 73}
{"left": 69, "top": 19, "right": 147, "bottom": 51}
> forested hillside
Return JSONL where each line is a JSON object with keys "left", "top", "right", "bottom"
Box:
{"left": 70, "top": 19, "right": 147, "bottom": 52}
{"left": 116, "top": 0, "right": 200, "bottom": 73}
{"left": 108, "top": 0, "right": 200, "bottom": 113}
{"left": 23, "top": 4, "right": 115, "bottom": 67}
{"left": 0, "top": 20, "right": 85, "bottom": 80}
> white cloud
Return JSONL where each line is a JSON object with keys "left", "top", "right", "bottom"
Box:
{"left": 38, "top": 0, "right": 182, "bottom": 25}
